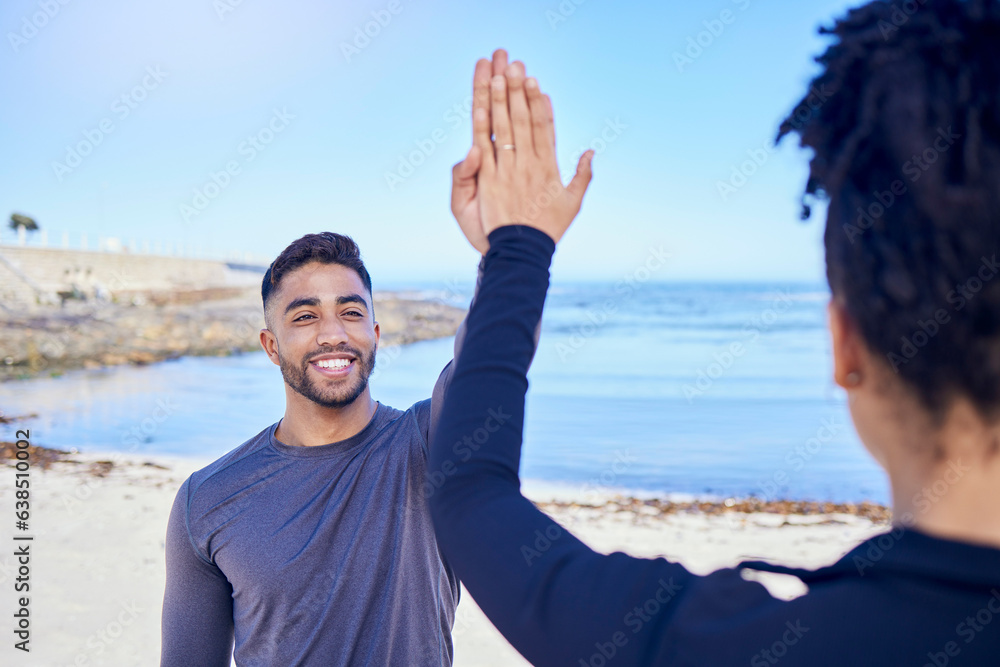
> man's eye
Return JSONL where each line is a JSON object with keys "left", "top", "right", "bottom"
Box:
{"left": 293, "top": 314, "right": 315, "bottom": 322}
{"left": 345, "top": 311, "right": 363, "bottom": 317}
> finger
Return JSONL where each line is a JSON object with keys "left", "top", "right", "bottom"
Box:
{"left": 491, "top": 48, "right": 509, "bottom": 80}
{"left": 544, "top": 95, "right": 557, "bottom": 151}
{"left": 491, "top": 74, "right": 515, "bottom": 172}
{"left": 526, "top": 78, "right": 554, "bottom": 163}
{"left": 506, "top": 62, "right": 534, "bottom": 158}
{"left": 490, "top": 48, "right": 509, "bottom": 150}
{"left": 452, "top": 145, "right": 481, "bottom": 189}
{"left": 451, "top": 145, "right": 481, "bottom": 216}
{"left": 565, "top": 150, "right": 595, "bottom": 204}
{"left": 472, "top": 59, "right": 494, "bottom": 177}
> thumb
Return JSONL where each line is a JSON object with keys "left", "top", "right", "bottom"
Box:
{"left": 453, "top": 145, "right": 481, "bottom": 183}
{"left": 565, "top": 150, "right": 594, "bottom": 204}
{"left": 451, "top": 145, "right": 482, "bottom": 217}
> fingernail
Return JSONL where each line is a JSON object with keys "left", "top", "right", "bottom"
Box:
{"left": 526, "top": 77, "right": 537, "bottom": 90}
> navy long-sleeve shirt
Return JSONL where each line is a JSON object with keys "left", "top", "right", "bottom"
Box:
{"left": 428, "top": 224, "right": 1000, "bottom": 666}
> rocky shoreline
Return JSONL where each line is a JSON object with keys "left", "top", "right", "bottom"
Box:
{"left": 534, "top": 497, "right": 892, "bottom": 524}
{"left": 0, "top": 286, "right": 466, "bottom": 381}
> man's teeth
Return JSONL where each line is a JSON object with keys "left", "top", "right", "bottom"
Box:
{"left": 316, "top": 359, "right": 352, "bottom": 369}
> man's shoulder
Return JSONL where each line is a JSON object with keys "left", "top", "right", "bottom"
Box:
{"left": 402, "top": 397, "right": 432, "bottom": 441}
{"left": 409, "top": 396, "right": 431, "bottom": 421}
{"left": 372, "top": 398, "right": 432, "bottom": 449}
{"left": 185, "top": 423, "right": 276, "bottom": 497}
{"left": 373, "top": 398, "right": 429, "bottom": 424}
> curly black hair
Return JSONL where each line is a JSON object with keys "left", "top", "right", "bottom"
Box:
{"left": 777, "top": 0, "right": 1000, "bottom": 424}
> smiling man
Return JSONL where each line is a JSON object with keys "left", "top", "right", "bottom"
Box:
{"left": 160, "top": 232, "right": 457, "bottom": 666}
{"left": 160, "top": 233, "right": 480, "bottom": 666}
{"left": 160, "top": 49, "right": 538, "bottom": 666}
{"left": 262, "top": 241, "right": 382, "bottom": 440}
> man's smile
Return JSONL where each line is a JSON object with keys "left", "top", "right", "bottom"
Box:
{"left": 309, "top": 353, "right": 357, "bottom": 377}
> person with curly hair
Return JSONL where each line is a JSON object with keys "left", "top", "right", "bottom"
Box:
{"left": 429, "top": 2, "right": 1000, "bottom": 664}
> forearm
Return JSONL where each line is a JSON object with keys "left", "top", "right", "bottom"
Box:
{"left": 454, "top": 254, "right": 544, "bottom": 363}
{"left": 435, "top": 226, "right": 552, "bottom": 485}
{"left": 429, "top": 250, "right": 542, "bottom": 449}
{"left": 429, "top": 225, "right": 690, "bottom": 665}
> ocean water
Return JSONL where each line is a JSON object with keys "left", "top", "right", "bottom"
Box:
{"left": 0, "top": 282, "right": 889, "bottom": 504}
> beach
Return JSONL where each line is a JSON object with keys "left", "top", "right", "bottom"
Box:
{"left": 0, "top": 445, "right": 888, "bottom": 666}
{"left": 0, "top": 279, "right": 894, "bottom": 665}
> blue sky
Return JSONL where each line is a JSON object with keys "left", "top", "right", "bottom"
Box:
{"left": 0, "top": 0, "right": 861, "bottom": 286}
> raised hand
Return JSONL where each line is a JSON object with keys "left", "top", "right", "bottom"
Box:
{"left": 451, "top": 50, "right": 510, "bottom": 255}
{"left": 476, "top": 55, "right": 594, "bottom": 244}
{"left": 451, "top": 49, "right": 594, "bottom": 252}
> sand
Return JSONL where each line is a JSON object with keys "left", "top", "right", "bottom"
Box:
{"left": 0, "top": 451, "right": 887, "bottom": 666}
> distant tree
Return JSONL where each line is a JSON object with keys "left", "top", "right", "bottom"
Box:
{"left": 9, "top": 213, "right": 39, "bottom": 233}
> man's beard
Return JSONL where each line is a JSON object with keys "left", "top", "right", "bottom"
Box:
{"left": 279, "top": 343, "right": 376, "bottom": 409}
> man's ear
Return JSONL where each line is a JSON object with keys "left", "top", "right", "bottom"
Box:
{"left": 828, "top": 298, "right": 864, "bottom": 389}
{"left": 260, "top": 328, "right": 281, "bottom": 366}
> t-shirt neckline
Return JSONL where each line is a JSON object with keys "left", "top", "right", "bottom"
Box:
{"left": 268, "top": 401, "right": 386, "bottom": 458}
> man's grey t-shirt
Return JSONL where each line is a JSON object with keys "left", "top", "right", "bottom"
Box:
{"left": 162, "top": 399, "right": 460, "bottom": 666}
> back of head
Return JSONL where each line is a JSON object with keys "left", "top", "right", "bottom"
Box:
{"left": 778, "top": 0, "right": 1000, "bottom": 425}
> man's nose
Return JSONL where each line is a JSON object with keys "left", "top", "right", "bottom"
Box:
{"left": 316, "top": 315, "right": 350, "bottom": 348}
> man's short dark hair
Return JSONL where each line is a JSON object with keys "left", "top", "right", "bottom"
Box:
{"left": 262, "top": 232, "right": 374, "bottom": 325}
{"left": 777, "top": 0, "right": 1000, "bottom": 424}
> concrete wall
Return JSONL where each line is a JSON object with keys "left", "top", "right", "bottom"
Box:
{"left": 0, "top": 254, "right": 40, "bottom": 309}
{"left": 0, "top": 246, "right": 264, "bottom": 309}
